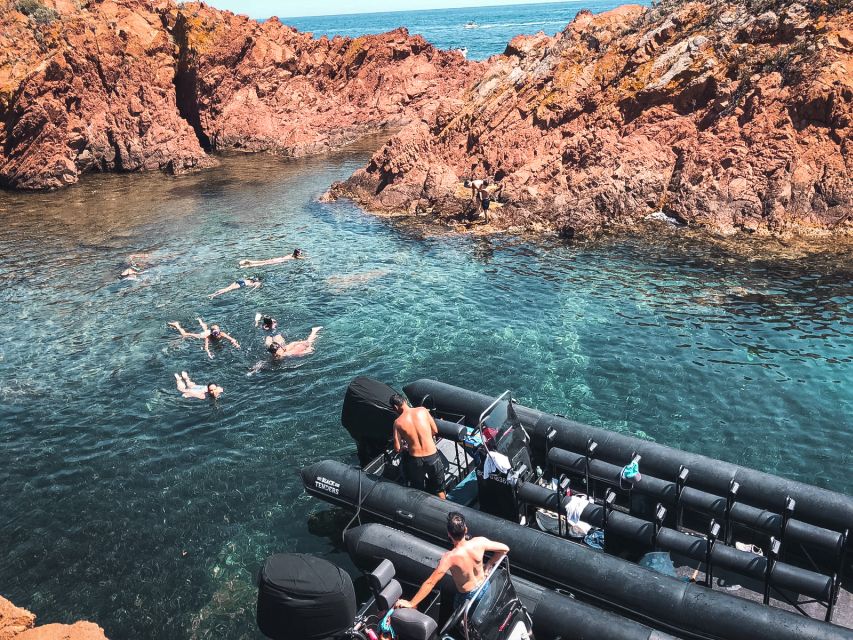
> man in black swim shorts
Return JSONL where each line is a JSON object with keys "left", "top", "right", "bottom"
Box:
{"left": 391, "top": 394, "right": 447, "bottom": 499}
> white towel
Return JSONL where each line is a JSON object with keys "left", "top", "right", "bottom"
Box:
{"left": 565, "top": 495, "right": 590, "bottom": 525}
{"left": 483, "top": 451, "right": 512, "bottom": 479}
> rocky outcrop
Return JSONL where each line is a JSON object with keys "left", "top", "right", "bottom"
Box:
{"left": 332, "top": 0, "right": 852, "bottom": 237}
{"left": 0, "top": 0, "right": 474, "bottom": 189}
{"left": 0, "top": 596, "right": 107, "bottom": 640}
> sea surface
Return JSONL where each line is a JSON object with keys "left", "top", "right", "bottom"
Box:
{"left": 1, "top": 138, "right": 851, "bottom": 638}
{"left": 284, "top": 1, "right": 630, "bottom": 60}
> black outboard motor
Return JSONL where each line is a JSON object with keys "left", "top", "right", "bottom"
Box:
{"left": 257, "top": 553, "right": 357, "bottom": 640}
{"left": 341, "top": 377, "right": 399, "bottom": 466}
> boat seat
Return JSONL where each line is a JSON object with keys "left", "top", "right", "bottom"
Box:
{"left": 391, "top": 607, "right": 438, "bottom": 640}
{"left": 368, "top": 559, "right": 395, "bottom": 592}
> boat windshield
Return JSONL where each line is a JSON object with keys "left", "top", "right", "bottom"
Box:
{"left": 461, "top": 559, "right": 522, "bottom": 640}
{"left": 478, "top": 395, "right": 529, "bottom": 470}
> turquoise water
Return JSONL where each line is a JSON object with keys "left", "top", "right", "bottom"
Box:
{"left": 1, "top": 139, "right": 851, "bottom": 639}
{"left": 284, "top": 1, "right": 630, "bottom": 60}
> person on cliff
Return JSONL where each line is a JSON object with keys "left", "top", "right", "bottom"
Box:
{"left": 463, "top": 179, "right": 491, "bottom": 224}
{"left": 390, "top": 393, "right": 447, "bottom": 499}
{"left": 395, "top": 512, "right": 508, "bottom": 611}
{"left": 209, "top": 277, "right": 261, "bottom": 298}
{"left": 239, "top": 248, "right": 304, "bottom": 268}
{"left": 265, "top": 327, "right": 323, "bottom": 359}
{"left": 168, "top": 318, "right": 240, "bottom": 359}
{"left": 173, "top": 372, "right": 222, "bottom": 400}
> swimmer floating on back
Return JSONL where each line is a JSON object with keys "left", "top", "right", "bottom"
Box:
{"left": 265, "top": 327, "right": 323, "bottom": 359}
{"left": 119, "top": 253, "right": 153, "bottom": 280}
{"left": 173, "top": 371, "right": 222, "bottom": 400}
{"left": 168, "top": 317, "right": 240, "bottom": 358}
{"left": 209, "top": 278, "right": 261, "bottom": 298}
{"left": 239, "top": 248, "right": 304, "bottom": 268}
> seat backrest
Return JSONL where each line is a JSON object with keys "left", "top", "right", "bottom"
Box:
{"left": 376, "top": 579, "right": 403, "bottom": 612}
{"left": 368, "top": 559, "right": 395, "bottom": 593}
{"left": 391, "top": 607, "right": 438, "bottom": 640}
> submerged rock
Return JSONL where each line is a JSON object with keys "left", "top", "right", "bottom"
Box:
{"left": 333, "top": 0, "right": 852, "bottom": 238}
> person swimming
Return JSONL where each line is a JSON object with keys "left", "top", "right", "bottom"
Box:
{"left": 264, "top": 327, "right": 322, "bottom": 359}
{"left": 168, "top": 318, "right": 240, "bottom": 358}
{"left": 239, "top": 249, "right": 304, "bottom": 268}
{"left": 254, "top": 313, "right": 278, "bottom": 332}
{"left": 209, "top": 278, "right": 261, "bottom": 298}
{"left": 173, "top": 372, "right": 222, "bottom": 400}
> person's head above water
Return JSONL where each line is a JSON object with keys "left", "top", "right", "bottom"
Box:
{"left": 389, "top": 393, "right": 406, "bottom": 413}
{"left": 206, "top": 383, "right": 223, "bottom": 398}
{"left": 292, "top": 248, "right": 303, "bottom": 258}
{"left": 447, "top": 511, "right": 467, "bottom": 542}
{"left": 262, "top": 317, "right": 277, "bottom": 331}
{"left": 210, "top": 325, "right": 222, "bottom": 338}
{"left": 268, "top": 341, "right": 285, "bottom": 355}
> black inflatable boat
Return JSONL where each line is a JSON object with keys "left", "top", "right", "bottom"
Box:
{"left": 302, "top": 458, "right": 852, "bottom": 640}
{"left": 345, "top": 522, "right": 677, "bottom": 640}
{"left": 302, "top": 376, "right": 853, "bottom": 638}
{"left": 256, "top": 538, "right": 534, "bottom": 640}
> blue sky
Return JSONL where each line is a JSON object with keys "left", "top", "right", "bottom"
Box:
{"left": 205, "top": 0, "right": 569, "bottom": 19}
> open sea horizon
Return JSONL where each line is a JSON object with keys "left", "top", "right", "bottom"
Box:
{"left": 282, "top": 0, "right": 631, "bottom": 59}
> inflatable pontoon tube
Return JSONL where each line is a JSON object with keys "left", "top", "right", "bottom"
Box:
{"left": 302, "top": 460, "right": 853, "bottom": 640}
{"left": 345, "top": 523, "right": 677, "bottom": 640}
{"left": 403, "top": 379, "right": 853, "bottom": 536}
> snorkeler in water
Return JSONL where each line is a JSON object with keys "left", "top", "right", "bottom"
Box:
{"left": 264, "top": 327, "right": 323, "bottom": 359}
{"left": 119, "top": 253, "right": 153, "bottom": 280}
{"left": 209, "top": 278, "right": 261, "bottom": 298}
{"left": 168, "top": 318, "right": 240, "bottom": 358}
{"left": 174, "top": 371, "right": 223, "bottom": 400}
{"left": 239, "top": 248, "right": 304, "bottom": 268}
{"left": 254, "top": 313, "right": 278, "bottom": 332}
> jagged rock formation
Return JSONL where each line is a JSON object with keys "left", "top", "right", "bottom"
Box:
{"left": 333, "top": 0, "right": 852, "bottom": 236}
{"left": 0, "top": 0, "right": 473, "bottom": 189}
{"left": 0, "top": 596, "right": 107, "bottom": 640}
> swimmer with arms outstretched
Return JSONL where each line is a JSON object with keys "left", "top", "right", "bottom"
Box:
{"left": 239, "top": 248, "right": 304, "bottom": 268}
{"left": 265, "top": 327, "right": 322, "bottom": 359}
{"left": 173, "top": 372, "right": 222, "bottom": 400}
{"left": 167, "top": 318, "right": 240, "bottom": 358}
{"left": 209, "top": 278, "right": 261, "bottom": 298}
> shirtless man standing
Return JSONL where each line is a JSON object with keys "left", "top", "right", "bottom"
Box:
{"left": 390, "top": 394, "right": 446, "bottom": 499}
{"left": 396, "top": 512, "right": 509, "bottom": 611}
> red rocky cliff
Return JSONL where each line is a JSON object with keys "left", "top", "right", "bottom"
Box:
{"left": 333, "top": 0, "right": 852, "bottom": 236}
{"left": 0, "top": 0, "right": 474, "bottom": 189}
{"left": 0, "top": 596, "right": 107, "bottom": 640}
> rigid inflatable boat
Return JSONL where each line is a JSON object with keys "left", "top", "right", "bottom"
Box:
{"left": 345, "top": 522, "right": 676, "bottom": 640}
{"left": 302, "top": 458, "right": 852, "bottom": 640}
{"left": 303, "top": 376, "right": 852, "bottom": 638}
{"left": 256, "top": 537, "right": 534, "bottom": 640}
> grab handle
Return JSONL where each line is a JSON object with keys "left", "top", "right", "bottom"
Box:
{"left": 396, "top": 510, "right": 415, "bottom": 521}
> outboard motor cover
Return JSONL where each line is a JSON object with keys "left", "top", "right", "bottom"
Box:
{"left": 257, "top": 553, "right": 356, "bottom": 640}
{"left": 341, "top": 377, "right": 399, "bottom": 465}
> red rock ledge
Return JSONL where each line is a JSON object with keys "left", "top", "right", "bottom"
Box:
{"left": 0, "top": 0, "right": 475, "bottom": 189}
{"left": 331, "top": 0, "right": 852, "bottom": 237}
{"left": 0, "top": 596, "right": 107, "bottom": 640}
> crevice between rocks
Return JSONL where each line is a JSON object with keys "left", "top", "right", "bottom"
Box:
{"left": 171, "top": 12, "right": 212, "bottom": 153}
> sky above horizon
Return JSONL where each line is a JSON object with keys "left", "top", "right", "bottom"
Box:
{"left": 203, "top": 0, "right": 572, "bottom": 19}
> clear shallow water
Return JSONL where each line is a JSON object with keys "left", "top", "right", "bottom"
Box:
{"left": 0, "top": 140, "right": 851, "bottom": 639}
{"left": 284, "top": 1, "right": 631, "bottom": 60}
